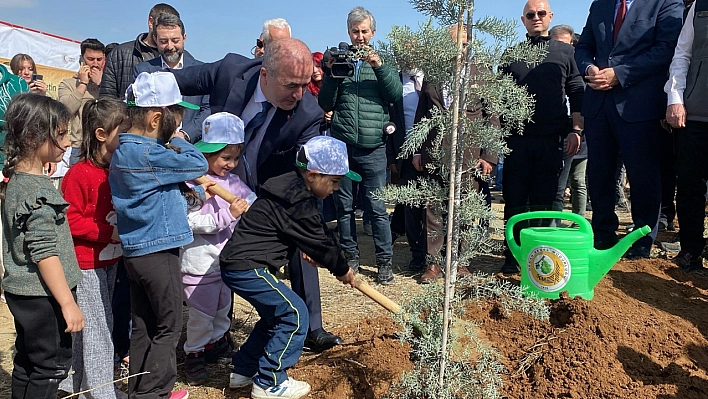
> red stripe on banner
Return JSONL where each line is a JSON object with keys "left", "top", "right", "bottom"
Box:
{"left": 0, "top": 20, "right": 81, "bottom": 44}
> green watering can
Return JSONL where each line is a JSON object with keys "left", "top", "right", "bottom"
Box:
{"left": 506, "top": 211, "right": 651, "bottom": 300}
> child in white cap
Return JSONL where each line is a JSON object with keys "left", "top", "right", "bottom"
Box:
{"left": 179, "top": 112, "right": 255, "bottom": 384}
{"left": 219, "top": 135, "right": 357, "bottom": 399}
{"left": 109, "top": 71, "right": 209, "bottom": 399}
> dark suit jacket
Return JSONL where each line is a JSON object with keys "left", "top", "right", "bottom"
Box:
{"left": 574, "top": 0, "right": 683, "bottom": 122}
{"left": 170, "top": 53, "right": 321, "bottom": 188}
{"left": 134, "top": 53, "right": 210, "bottom": 143}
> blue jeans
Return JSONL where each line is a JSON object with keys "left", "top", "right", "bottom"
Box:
{"left": 221, "top": 267, "right": 308, "bottom": 387}
{"left": 333, "top": 145, "right": 392, "bottom": 263}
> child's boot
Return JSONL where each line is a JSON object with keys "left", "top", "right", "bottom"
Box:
{"left": 204, "top": 335, "right": 233, "bottom": 365}
{"left": 185, "top": 351, "right": 208, "bottom": 385}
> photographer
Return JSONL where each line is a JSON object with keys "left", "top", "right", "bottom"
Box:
{"left": 58, "top": 38, "right": 105, "bottom": 165}
{"left": 318, "top": 6, "right": 402, "bottom": 285}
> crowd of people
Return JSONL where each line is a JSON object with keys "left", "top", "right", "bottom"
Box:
{"left": 0, "top": 0, "right": 702, "bottom": 398}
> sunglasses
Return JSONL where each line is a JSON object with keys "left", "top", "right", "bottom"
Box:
{"left": 525, "top": 10, "right": 548, "bottom": 19}
{"left": 256, "top": 39, "right": 264, "bottom": 48}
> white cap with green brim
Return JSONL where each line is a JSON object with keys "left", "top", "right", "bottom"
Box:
{"left": 296, "top": 136, "right": 362, "bottom": 182}
{"left": 194, "top": 112, "right": 245, "bottom": 153}
{"left": 125, "top": 72, "right": 199, "bottom": 110}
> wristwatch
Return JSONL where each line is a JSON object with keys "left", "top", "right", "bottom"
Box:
{"left": 571, "top": 128, "right": 584, "bottom": 137}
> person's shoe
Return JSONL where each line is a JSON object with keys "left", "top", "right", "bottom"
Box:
{"left": 658, "top": 214, "right": 668, "bottom": 232}
{"left": 354, "top": 209, "right": 364, "bottom": 219}
{"left": 673, "top": 250, "right": 704, "bottom": 272}
{"left": 421, "top": 264, "right": 443, "bottom": 284}
{"left": 666, "top": 220, "right": 676, "bottom": 232}
{"left": 204, "top": 335, "right": 232, "bottom": 364}
{"left": 595, "top": 237, "right": 619, "bottom": 251}
{"left": 500, "top": 258, "right": 519, "bottom": 275}
{"left": 252, "top": 376, "right": 311, "bottom": 399}
{"left": 363, "top": 222, "right": 373, "bottom": 236}
{"left": 229, "top": 372, "right": 255, "bottom": 389}
{"left": 304, "top": 329, "right": 343, "bottom": 352}
{"left": 185, "top": 351, "right": 209, "bottom": 385}
{"left": 376, "top": 261, "right": 395, "bottom": 285}
{"left": 169, "top": 389, "right": 189, "bottom": 399}
{"left": 407, "top": 259, "right": 426, "bottom": 272}
{"left": 623, "top": 246, "right": 651, "bottom": 260}
{"left": 344, "top": 252, "right": 359, "bottom": 274}
{"left": 457, "top": 264, "right": 473, "bottom": 278}
{"left": 660, "top": 241, "right": 682, "bottom": 254}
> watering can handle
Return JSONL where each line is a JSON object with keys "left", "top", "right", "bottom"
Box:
{"left": 505, "top": 211, "right": 592, "bottom": 256}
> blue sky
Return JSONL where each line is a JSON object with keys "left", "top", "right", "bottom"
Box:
{"left": 0, "top": 0, "right": 595, "bottom": 63}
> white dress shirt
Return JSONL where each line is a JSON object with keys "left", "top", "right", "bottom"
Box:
{"left": 664, "top": 3, "right": 695, "bottom": 106}
{"left": 241, "top": 76, "right": 276, "bottom": 185}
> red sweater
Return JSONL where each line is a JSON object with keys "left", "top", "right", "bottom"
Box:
{"left": 62, "top": 160, "right": 121, "bottom": 269}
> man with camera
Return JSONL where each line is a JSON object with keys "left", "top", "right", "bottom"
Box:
{"left": 318, "top": 6, "right": 403, "bottom": 285}
{"left": 58, "top": 38, "right": 105, "bottom": 165}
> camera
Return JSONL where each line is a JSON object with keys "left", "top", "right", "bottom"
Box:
{"left": 322, "top": 42, "right": 356, "bottom": 79}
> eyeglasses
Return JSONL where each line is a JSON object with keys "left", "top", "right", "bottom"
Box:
{"left": 525, "top": 10, "right": 548, "bottom": 19}
{"left": 251, "top": 39, "right": 265, "bottom": 56}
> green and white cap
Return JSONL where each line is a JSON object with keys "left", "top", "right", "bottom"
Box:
{"left": 195, "top": 112, "right": 245, "bottom": 153}
{"left": 126, "top": 72, "right": 199, "bottom": 110}
{"left": 297, "top": 136, "right": 361, "bottom": 182}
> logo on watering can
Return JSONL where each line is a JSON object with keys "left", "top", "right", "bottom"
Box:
{"left": 526, "top": 246, "right": 571, "bottom": 292}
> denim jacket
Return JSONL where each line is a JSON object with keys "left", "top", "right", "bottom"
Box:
{"left": 109, "top": 134, "right": 208, "bottom": 257}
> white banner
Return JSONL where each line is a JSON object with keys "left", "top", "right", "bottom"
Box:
{"left": 0, "top": 21, "right": 80, "bottom": 71}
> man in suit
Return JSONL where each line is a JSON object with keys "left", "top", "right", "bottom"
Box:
{"left": 170, "top": 38, "right": 344, "bottom": 355}
{"left": 575, "top": 0, "right": 683, "bottom": 258}
{"left": 134, "top": 13, "right": 209, "bottom": 143}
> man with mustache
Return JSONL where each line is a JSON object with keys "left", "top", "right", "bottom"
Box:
{"left": 134, "top": 13, "right": 210, "bottom": 143}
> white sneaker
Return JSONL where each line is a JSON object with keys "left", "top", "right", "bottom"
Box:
{"left": 251, "top": 377, "right": 311, "bottom": 399}
{"left": 229, "top": 372, "right": 254, "bottom": 389}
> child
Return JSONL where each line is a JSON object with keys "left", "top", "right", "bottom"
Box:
{"left": 60, "top": 98, "right": 129, "bottom": 398}
{"left": 109, "top": 72, "right": 208, "bottom": 399}
{"left": 0, "top": 93, "right": 84, "bottom": 399}
{"left": 219, "top": 135, "right": 357, "bottom": 399}
{"left": 180, "top": 112, "right": 255, "bottom": 384}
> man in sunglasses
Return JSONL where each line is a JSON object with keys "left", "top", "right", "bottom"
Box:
{"left": 498, "top": 0, "right": 585, "bottom": 274}
{"left": 575, "top": 0, "right": 683, "bottom": 259}
{"left": 252, "top": 18, "right": 291, "bottom": 58}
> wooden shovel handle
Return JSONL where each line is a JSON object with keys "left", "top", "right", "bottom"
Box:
{"left": 354, "top": 279, "right": 402, "bottom": 315}
{"left": 194, "top": 176, "right": 237, "bottom": 203}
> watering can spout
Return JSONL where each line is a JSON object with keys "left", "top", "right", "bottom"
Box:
{"left": 588, "top": 225, "right": 652, "bottom": 287}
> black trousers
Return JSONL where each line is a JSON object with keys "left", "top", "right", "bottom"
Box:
{"left": 125, "top": 248, "right": 182, "bottom": 398}
{"left": 659, "top": 129, "right": 677, "bottom": 222}
{"left": 503, "top": 134, "right": 562, "bottom": 261}
{"left": 675, "top": 121, "right": 708, "bottom": 257}
{"left": 6, "top": 291, "right": 73, "bottom": 399}
{"left": 287, "top": 250, "right": 323, "bottom": 332}
{"left": 585, "top": 92, "right": 661, "bottom": 249}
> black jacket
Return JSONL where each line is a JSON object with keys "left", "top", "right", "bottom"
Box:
{"left": 99, "top": 33, "right": 160, "bottom": 99}
{"left": 219, "top": 172, "right": 349, "bottom": 277}
{"left": 501, "top": 35, "right": 584, "bottom": 137}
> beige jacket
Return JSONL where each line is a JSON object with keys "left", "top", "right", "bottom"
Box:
{"left": 58, "top": 77, "right": 100, "bottom": 148}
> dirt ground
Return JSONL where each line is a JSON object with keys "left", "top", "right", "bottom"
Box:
{"left": 2, "top": 200, "right": 708, "bottom": 399}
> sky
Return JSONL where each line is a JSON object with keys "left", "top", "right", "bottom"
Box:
{"left": 0, "top": 0, "right": 597, "bottom": 63}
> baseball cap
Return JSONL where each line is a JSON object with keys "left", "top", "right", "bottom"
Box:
{"left": 195, "top": 112, "right": 245, "bottom": 153}
{"left": 296, "top": 136, "right": 361, "bottom": 182}
{"left": 125, "top": 72, "right": 199, "bottom": 110}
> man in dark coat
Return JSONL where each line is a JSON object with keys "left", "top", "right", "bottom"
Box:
{"left": 575, "top": 0, "right": 683, "bottom": 258}
{"left": 99, "top": 3, "right": 179, "bottom": 99}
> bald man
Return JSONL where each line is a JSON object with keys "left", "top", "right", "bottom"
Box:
{"left": 170, "top": 38, "right": 347, "bottom": 357}
{"left": 499, "top": 0, "right": 584, "bottom": 274}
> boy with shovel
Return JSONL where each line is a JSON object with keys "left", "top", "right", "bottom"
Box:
{"left": 219, "top": 135, "right": 357, "bottom": 399}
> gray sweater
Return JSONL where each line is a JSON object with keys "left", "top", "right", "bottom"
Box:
{"left": 2, "top": 172, "right": 81, "bottom": 296}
